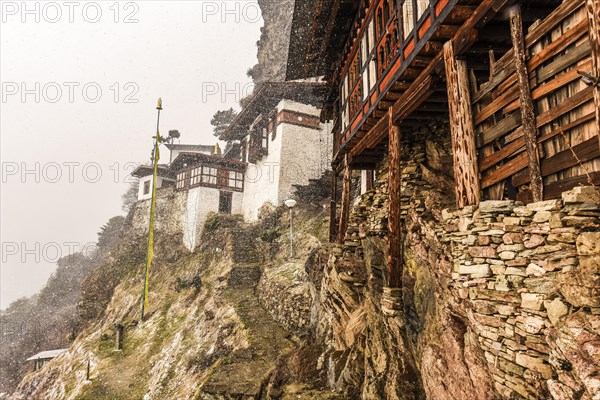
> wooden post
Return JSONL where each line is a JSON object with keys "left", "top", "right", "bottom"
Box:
{"left": 387, "top": 108, "right": 402, "bottom": 289}
{"left": 330, "top": 171, "right": 338, "bottom": 242}
{"left": 509, "top": 4, "right": 544, "bottom": 202}
{"left": 586, "top": 0, "right": 600, "bottom": 149}
{"left": 366, "top": 170, "right": 374, "bottom": 191}
{"left": 337, "top": 156, "right": 351, "bottom": 243}
{"left": 114, "top": 323, "right": 124, "bottom": 351}
{"left": 443, "top": 41, "right": 481, "bottom": 208}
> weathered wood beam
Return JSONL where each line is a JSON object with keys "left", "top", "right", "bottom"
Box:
{"left": 444, "top": 40, "right": 481, "bottom": 208}
{"left": 366, "top": 169, "right": 374, "bottom": 191}
{"left": 337, "top": 155, "right": 351, "bottom": 243}
{"left": 330, "top": 171, "right": 338, "bottom": 242}
{"left": 387, "top": 108, "right": 402, "bottom": 289}
{"left": 509, "top": 4, "right": 543, "bottom": 203}
{"left": 586, "top": 0, "right": 600, "bottom": 151}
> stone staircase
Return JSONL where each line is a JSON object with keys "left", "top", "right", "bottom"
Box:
{"left": 201, "top": 228, "right": 293, "bottom": 398}
{"left": 201, "top": 288, "right": 294, "bottom": 398}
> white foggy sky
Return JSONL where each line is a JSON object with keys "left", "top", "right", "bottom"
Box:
{"left": 0, "top": 1, "right": 262, "bottom": 308}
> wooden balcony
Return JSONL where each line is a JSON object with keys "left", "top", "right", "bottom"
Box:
{"left": 335, "top": 0, "right": 468, "bottom": 161}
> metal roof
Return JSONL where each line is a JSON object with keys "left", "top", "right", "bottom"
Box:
{"left": 26, "top": 348, "right": 67, "bottom": 361}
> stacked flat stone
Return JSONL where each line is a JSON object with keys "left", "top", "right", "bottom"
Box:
{"left": 440, "top": 186, "right": 600, "bottom": 399}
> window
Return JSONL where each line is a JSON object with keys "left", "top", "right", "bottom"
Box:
{"left": 383, "top": 0, "right": 390, "bottom": 22}
{"left": 240, "top": 139, "right": 247, "bottom": 162}
{"left": 219, "top": 191, "right": 233, "bottom": 214}
{"left": 403, "top": 1, "right": 414, "bottom": 40}
{"left": 176, "top": 172, "right": 187, "bottom": 189}
{"left": 261, "top": 127, "right": 268, "bottom": 149}
{"left": 417, "top": 0, "right": 428, "bottom": 18}
{"left": 228, "top": 171, "right": 244, "bottom": 190}
{"left": 190, "top": 166, "right": 202, "bottom": 186}
{"left": 385, "top": 0, "right": 396, "bottom": 19}
{"left": 368, "top": 21, "right": 375, "bottom": 52}
{"left": 143, "top": 180, "right": 151, "bottom": 195}
{"left": 201, "top": 166, "right": 217, "bottom": 185}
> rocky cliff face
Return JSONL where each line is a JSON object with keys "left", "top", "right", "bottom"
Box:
{"left": 247, "top": 0, "right": 294, "bottom": 84}
{"left": 6, "top": 134, "right": 599, "bottom": 399}
{"left": 7, "top": 199, "right": 341, "bottom": 400}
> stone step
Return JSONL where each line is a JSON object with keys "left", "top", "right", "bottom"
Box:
{"left": 227, "top": 266, "right": 262, "bottom": 288}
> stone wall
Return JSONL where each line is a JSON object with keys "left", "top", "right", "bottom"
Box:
{"left": 442, "top": 187, "right": 600, "bottom": 399}
{"left": 256, "top": 262, "right": 312, "bottom": 335}
{"left": 308, "top": 124, "right": 600, "bottom": 399}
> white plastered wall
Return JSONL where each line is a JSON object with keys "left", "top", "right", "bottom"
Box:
{"left": 241, "top": 121, "right": 284, "bottom": 221}
{"left": 137, "top": 175, "right": 165, "bottom": 201}
{"left": 277, "top": 99, "right": 331, "bottom": 206}
{"left": 183, "top": 187, "right": 243, "bottom": 251}
{"left": 241, "top": 99, "right": 332, "bottom": 221}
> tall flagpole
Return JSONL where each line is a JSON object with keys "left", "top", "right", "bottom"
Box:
{"left": 141, "top": 98, "right": 163, "bottom": 321}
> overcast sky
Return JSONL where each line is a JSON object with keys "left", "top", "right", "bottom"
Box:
{"left": 0, "top": 0, "right": 262, "bottom": 308}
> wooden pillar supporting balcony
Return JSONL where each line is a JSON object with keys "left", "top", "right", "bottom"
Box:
{"left": 330, "top": 171, "right": 338, "bottom": 242}
{"left": 366, "top": 170, "right": 374, "bottom": 191}
{"left": 337, "top": 155, "right": 351, "bottom": 243}
{"left": 443, "top": 41, "right": 481, "bottom": 208}
{"left": 509, "top": 4, "right": 543, "bottom": 202}
{"left": 586, "top": 0, "right": 600, "bottom": 150}
{"left": 382, "top": 107, "right": 403, "bottom": 317}
{"left": 387, "top": 107, "right": 402, "bottom": 289}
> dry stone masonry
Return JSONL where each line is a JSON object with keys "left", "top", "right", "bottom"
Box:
{"left": 442, "top": 186, "right": 600, "bottom": 399}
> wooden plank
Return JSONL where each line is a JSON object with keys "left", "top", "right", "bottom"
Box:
{"left": 510, "top": 4, "right": 543, "bottom": 202}
{"left": 337, "top": 155, "right": 351, "bottom": 243}
{"left": 474, "top": 84, "right": 519, "bottom": 125}
{"left": 474, "top": 1, "right": 585, "bottom": 103}
{"left": 528, "top": 18, "right": 589, "bottom": 73}
{"left": 512, "top": 136, "right": 600, "bottom": 187}
{"left": 537, "top": 40, "right": 592, "bottom": 83}
{"left": 587, "top": 0, "right": 600, "bottom": 150}
{"left": 481, "top": 152, "right": 528, "bottom": 189}
{"left": 479, "top": 137, "right": 525, "bottom": 171}
{"left": 535, "top": 85, "right": 594, "bottom": 128}
{"left": 517, "top": 171, "right": 600, "bottom": 202}
{"left": 387, "top": 108, "right": 402, "bottom": 289}
{"left": 444, "top": 40, "right": 481, "bottom": 207}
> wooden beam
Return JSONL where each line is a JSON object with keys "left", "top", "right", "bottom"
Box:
{"left": 586, "top": 0, "right": 600, "bottom": 151}
{"left": 387, "top": 108, "right": 402, "bottom": 289}
{"left": 443, "top": 40, "right": 481, "bottom": 208}
{"left": 366, "top": 169, "right": 374, "bottom": 191}
{"left": 330, "top": 170, "right": 338, "bottom": 243}
{"left": 337, "top": 155, "right": 351, "bottom": 243}
{"left": 509, "top": 4, "right": 543, "bottom": 203}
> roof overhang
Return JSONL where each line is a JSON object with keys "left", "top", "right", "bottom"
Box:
{"left": 286, "top": 0, "right": 360, "bottom": 81}
{"left": 26, "top": 349, "right": 67, "bottom": 361}
{"left": 221, "top": 81, "right": 328, "bottom": 141}
{"left": 169, "top": 152, "right": 247, "bottom": 172}
{"left": 131, "top": 165, "right": 171, "bottom": 179}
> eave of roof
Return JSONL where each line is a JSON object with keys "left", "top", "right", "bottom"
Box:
{"left": 131, "top": 164, "right": 171, "bottom": 178}
{"left": 221, "top": 81, "right": 328, "bottom": 142}
{"left": 26, "top": 349, "right": 67, "bottom": 361}
{"left": 169, "top": 152, "right": 246, "bottom": 172}
{"left": 285, "top": 0, "right": 360, "bottom": 81}
{"left": 164, "top": 143, "right": 215, "bottom": 152}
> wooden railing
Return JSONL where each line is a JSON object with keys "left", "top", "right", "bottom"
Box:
{"left": 473, "top": 1, "right": 600, "bottom": 202}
